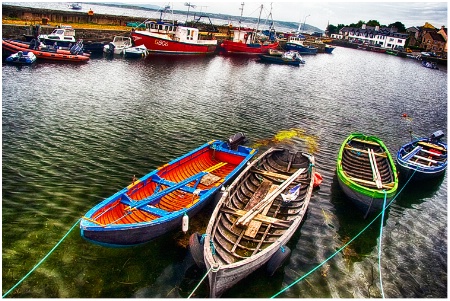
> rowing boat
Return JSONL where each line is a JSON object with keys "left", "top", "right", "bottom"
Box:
{"left": 396, "top": 130, "right": 447, "bottom": 181}
{"left": 190, "top": 147, "right": 315, "bottom": 297}
{"left": 80, "top": 133, "right": 257, "bottom": 247}
{"left": 336, "top": 133, "right": 398, "bottom": 217}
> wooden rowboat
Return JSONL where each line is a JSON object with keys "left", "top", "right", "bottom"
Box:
{"left": 80, "top": 133, "right": 257, "bottom": 247}
{"left": 336, "top": 133, "right": 398, "bottom": 217}
{"left": 396, "top": 130, "right": 447, "bottom": 181}
{"left": 191, "top": 147, "right": 315, "bottom": 297}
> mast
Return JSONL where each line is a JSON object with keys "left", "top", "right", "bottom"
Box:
{"left": 254, "top": 4, "right": 263, "bottom": 43}
{"left": 238, "top": 2, "right": 244, "bottom": 42}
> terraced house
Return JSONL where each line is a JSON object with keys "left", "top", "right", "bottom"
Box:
{"left": 332, "top": 24, "right": 408, "bottom": 50}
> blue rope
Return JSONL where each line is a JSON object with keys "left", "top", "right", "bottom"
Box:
{"left": 271, "top": 169, "right": 417, "bottom": 298}
{"left": 378, "top": 190, "right": 387, "bottom": 298}
{"left": 200, "top": 233, "right": 207, "bottom": 244}
{"left": 2, "top": 218, "right": 81, "bottom": 298}
{"left": 210, "top": 239, "right": 216, "bottom": 255}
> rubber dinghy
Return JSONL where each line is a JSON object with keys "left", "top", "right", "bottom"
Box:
{"left": 190, "top": 147, "right": 315, "bottom": 297}
{"left": 80, "top": 133, "right": 257, "bottom": 247}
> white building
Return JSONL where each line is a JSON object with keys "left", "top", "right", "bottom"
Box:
{"left": 337, "top": 24, "right": 409, "bottom": 49}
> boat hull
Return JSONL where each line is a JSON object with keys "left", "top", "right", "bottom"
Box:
{"left": 80, "top": 138, "right": 257, "bottom": 247}
{"left": 131, "top": 31, "right": 217, "bottom": 54}
{"left": 258, "top": 54, "right": 301, "bottom": 66}
{"left": 202, "top": 148, "right": 315, "bottom": 297}
{"left": 2, "top": 39, "right": 89, "bottom": 62}
{"left": 284, "top": 43, "right": 318, "bottom": 55}
{"left": 336, "top": 133, "right": 398, "bottom": 216}
{"left": 220, "top": 40, "right": 279, "bottom": 54}
{"left": 396, "top": 137, "right": 447, "bottom": 181}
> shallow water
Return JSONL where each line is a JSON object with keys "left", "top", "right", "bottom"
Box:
{"left": 2, "top": 46, "right": 447, "bottom": 298}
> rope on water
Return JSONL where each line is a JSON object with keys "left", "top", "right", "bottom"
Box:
{"left": 271, "top": 169, "right": 417, "bottom": 298}
{"left": 187, "top": 266, "right": 213, "bottom": 299}
{"left": 2, "top": 218, "right": 81, "bottom": 298}
{"left": 378, "top": 190, "right": 387, "bottom": 298}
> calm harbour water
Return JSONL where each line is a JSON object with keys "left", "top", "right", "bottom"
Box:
{"left": 2, "top": 45, "right": 447, "bottom": 298}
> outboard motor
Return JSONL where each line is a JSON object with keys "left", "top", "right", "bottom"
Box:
{"left": 429, "top": 130, "right": 445, "bottom": 143}
{"left": 227, "top": 132, "right": 248, "bottom": 150}
{"left": 107, "top": 42, "right": 115, "bottom": 56}
{"left": 70, "top": 42, "right": 83, "bottom": 55}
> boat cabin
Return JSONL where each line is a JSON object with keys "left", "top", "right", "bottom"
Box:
{"left": 145, "top": 21, "right": 176, "bottom": 35}
{"left": 44, "top": 26, "right": 76, "bottom": 43}
{"left": 287, "top": 36, "right": 306, "bottom": 45}
{"left": 231, "top": 28, "right": 257, "bottom": 44}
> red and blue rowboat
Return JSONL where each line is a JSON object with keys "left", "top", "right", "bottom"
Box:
{"left": 80, "top": 134, "right": 257, "bottom": 247}
{"left": 396, "top": 131, "right": 447, "bottom": 180}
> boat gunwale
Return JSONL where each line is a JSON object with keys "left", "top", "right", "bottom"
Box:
{"left": 336, "top": 133, "right": 398, "bottom": 198}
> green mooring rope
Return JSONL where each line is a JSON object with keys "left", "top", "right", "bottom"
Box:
{"left": 378, "top": 190, "right": 388, "bottom": 298}
{"left": 271, "top": 169, "right": 417, "bottom": 298}
{"left": 2, "top": 218, "right": 81, "bottom": 298}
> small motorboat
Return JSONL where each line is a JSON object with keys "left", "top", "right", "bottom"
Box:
{"left": 5, "top": 51, "right": 37, "bottom": 64}
{"left": 123, "top": 45, "right": 148, "bottom": 58}
{"left": 103, "top": 36, "right": 133, "bottom": 56}
{"left": 396, "top": 130, "right": 447, "bottom": 181}
{"left": 259, "top": 50, "right": 306, "bottom": 66}
{"left": 422, "top": 60, "right": 439, "bottom": 69}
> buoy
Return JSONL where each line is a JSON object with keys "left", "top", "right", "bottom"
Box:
{"left": 182, "top": 213, "right": 189, "bottom": 233}
{"left": 189, "top": 232, "right": 205, "bottom": 268}
{"left": 266, "top": 245, "right": 291, "bottom": 276}
{"left": 402, "top": 113, "right": 408, "bottom": 118}
{"left": 313, "top": 172, "right": 323, "bottom": 188}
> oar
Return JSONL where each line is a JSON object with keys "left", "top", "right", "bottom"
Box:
{"left": 127, "top": 162, "right": 227, "bottom": 211}
{"left": 236, "top": 167, "right": 306, "bottom": 226}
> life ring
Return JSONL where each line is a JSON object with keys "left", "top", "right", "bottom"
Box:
{"left": 266, "top": 245, "right": 291, "bottom": 276}
{"left": 189, "top": 232, "right": 206, "bottom": 269}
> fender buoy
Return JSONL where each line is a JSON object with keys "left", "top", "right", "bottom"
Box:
{"left": 182, "top": 213, "right": 189, "bottom": 233}
{"left": 266, "top": 245, "right": 291, "bottom": 276}
{"left": 244, "top": 34, "right": 248, "bottom": 40}
{"left": 189, "top": 232, "right": 206, "bottom": 269}
{"left": 313, "top": 172, "right": 323, "bottom": 188}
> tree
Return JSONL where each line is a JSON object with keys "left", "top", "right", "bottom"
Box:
{"left": 327, "top": 24, "right": 338, "bottom": 34}
{"left": 366, "top": 20, "right": 380, "bottom": 27}
{"left": 388, "top": 21, "right": 406, "bottom": 32}
{"left": 349, "top": 20, "right": 365, "bottom": 28}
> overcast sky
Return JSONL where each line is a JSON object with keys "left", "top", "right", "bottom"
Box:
{"left": 149, "top": 1, "right": 447, "bottom": 31}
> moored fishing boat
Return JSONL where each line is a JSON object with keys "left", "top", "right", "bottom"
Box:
{"left": 130, "top": 6, "right": 217, "bottom": 55}
{"left": 131, "top": 20, "right": 217, "bottom": 55}
{"left": 80, "top": 133, "right": 257, "bottom": 247}
{"left": 190, "top": 147, "right": 315, "bottom": 297}
{"left": 396, "top": 130, "right": 447, "bottom": 181}
{"left": 220, "top": 4, "right": 278, "bottom": 54}
{"left": 2, "top": 38, "right": 90, "bottom": 62}
{"left": 5, "top": 50, "right": 37, "bottom": 64}
{"left": 336, "top": 133, "right": 398, "bottom": 217}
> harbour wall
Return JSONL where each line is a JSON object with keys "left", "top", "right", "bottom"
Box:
{"left": 2, "top": 24, "right": 133, "bottom": 42}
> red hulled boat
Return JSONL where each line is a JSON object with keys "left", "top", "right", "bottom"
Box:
{"left": 131, "top": 20, "right": 217, "bottom": 55}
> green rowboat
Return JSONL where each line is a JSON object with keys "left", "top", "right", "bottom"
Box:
{"left": 336, "top": 133, "right": 398, "bottom": 217}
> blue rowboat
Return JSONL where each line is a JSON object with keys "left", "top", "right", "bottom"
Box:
{"left": 80, "top": 133, "right": 257, "bottom": 247}
{"left": 396, "top": 131, "right": 447, "bottom": 181}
